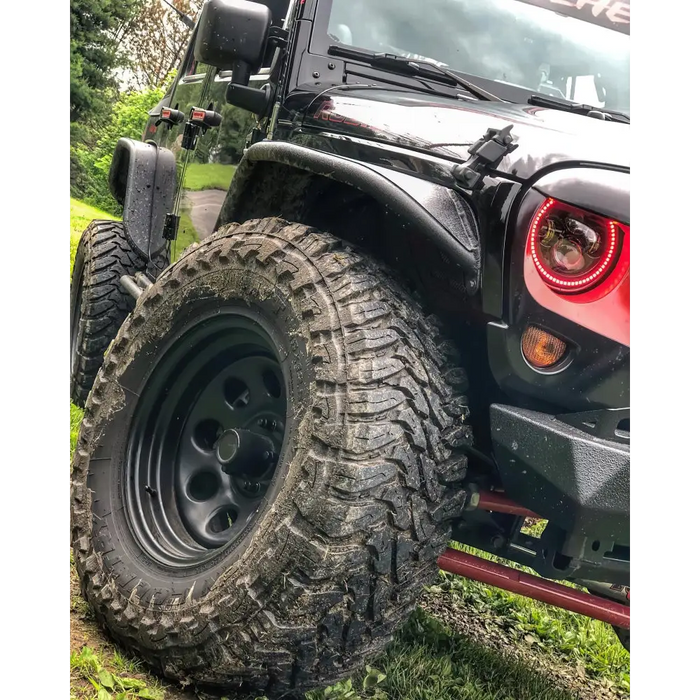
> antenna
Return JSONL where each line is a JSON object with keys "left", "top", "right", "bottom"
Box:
{"left": 162, "top": 0, "right": 196, "bottom": 30}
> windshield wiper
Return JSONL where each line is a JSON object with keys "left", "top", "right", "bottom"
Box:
{"left": 528, "top": 94, "right": 629, "bottom": 123}
{"left": 328, "top": 45, "right": 503, "bottom": 102}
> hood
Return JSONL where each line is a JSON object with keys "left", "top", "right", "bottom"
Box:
{"left": 302, "top": 87, "right": 629, "bottom": 181}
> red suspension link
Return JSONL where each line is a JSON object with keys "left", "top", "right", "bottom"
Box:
{"left": 475, "top": 490, "right": 541, "bottom": 519}
{"left": 438, "top": 548, "right": 630, "bottom": 629}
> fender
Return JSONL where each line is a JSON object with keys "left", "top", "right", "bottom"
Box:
{"left": 533, "top": 167, "right": 630, "bottom": 224}
{"left": 219, "top": 141, "right": 482, "bottom": 293}
{"left": 109, "top": 138, "right": 177, "bottom": 258}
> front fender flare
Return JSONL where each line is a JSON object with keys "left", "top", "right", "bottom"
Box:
{"left": 108, "top": 138, "right": 177, "bottom": 258}
{"left": 219, "top": 141, "right": 481, "bottom": 293}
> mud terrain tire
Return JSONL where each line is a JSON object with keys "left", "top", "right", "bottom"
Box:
{"left": 70, "top": 220, "right": 168, "bottom": 407}
{"left": 71, "top": 218, "right": 471, "bottom": 696}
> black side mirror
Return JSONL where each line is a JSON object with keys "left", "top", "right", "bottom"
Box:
{"left": 194, "top": 0, "right": 272, "bottom": 83}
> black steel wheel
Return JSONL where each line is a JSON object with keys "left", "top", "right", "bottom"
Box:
{"left": 71, "top": 218, "right": 472, "bottom": 696}
{"left": 127, "top": 311, "right": 288, "bottom": 563}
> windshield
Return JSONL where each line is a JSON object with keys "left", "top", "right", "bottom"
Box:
{"left": 322, "top": 0, "right": 630, "bottom": 112}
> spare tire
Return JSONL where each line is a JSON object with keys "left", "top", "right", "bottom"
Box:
{"left": 71, "top": 218, "right": 471, "bottom": 696}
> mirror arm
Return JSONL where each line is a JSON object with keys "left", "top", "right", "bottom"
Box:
{"left": 231, "top": 60, "right": 252, "bottom": 87}
{"left": 226, "top": 83, "right": 273, "bottom": 116}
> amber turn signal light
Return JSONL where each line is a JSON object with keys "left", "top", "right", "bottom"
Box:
{"left": 521, "top": 326, "right": 567, "bottom": 369}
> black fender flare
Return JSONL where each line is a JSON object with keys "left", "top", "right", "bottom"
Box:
{"left": 108, "top": 138, "right": 177, "bottom": 258}
{"left": 219, "top": 141, "right": 481, "bottom": 293}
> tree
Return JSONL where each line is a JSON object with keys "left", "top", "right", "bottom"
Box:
{"left": 118, "top": 1, "right": 203, "bottom": 91}
{"left": 72, "top": 85, "right": 167, "bottom": 213}
{"left": 70, "top": 0, "right": 146, "bottom": 202}
{"left": 70, "top": 0, "right": 143, "bottom": 122}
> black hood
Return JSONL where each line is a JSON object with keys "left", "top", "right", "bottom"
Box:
{"left": 303, "top": 88, "right": 629, "bottom": 181}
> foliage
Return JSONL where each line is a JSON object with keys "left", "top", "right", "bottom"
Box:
{"left": 216, "top": 103, "right": 254, "bottom": 164}
{"left": 67, "top": 0, "right": 143, "bottom": 187}
{"left": 118, "top": 1, "right": 202, "bottom": 90}
{"left": 70, "top": 0, "right": 143, "bottom": 122}
{"left": 70, "top": 646, "right": 164, "bottom": 700}
{"left": 71, "top": 86, "right": 165, "bottom": 214}
{"left": 305, "top": 668, "right": 388, "bottom": 700}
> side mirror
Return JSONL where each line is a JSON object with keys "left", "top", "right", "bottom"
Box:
{"left": 194, "top": 0, "right": 272, "bottom": 82}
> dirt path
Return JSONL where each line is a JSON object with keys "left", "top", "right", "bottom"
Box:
{"left": 184, "top": 190, "right": 226, "bottom": 240}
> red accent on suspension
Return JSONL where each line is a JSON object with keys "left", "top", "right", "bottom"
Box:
{"left": 437, "top": 548, "right": 630, "bottom": 629}
{"left": 476, "top": 490, "right": 542, "bottom": 519}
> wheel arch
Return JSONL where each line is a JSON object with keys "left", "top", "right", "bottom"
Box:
{"left": 109, "top": 138, "right": 178, "bottom": 258}
{"left": 217, "top": 142, "right": 482, "bottom": 305}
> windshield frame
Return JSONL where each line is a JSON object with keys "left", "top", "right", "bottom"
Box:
{"left": 309, "top": 0, "right": 630, "bottom": 111}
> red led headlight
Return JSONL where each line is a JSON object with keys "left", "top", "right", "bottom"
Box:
{"left": 528, "top": 198, "right": 622, "bottom": 293}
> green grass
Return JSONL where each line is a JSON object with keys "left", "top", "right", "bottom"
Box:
{"left": 70, "top": 198, "right": 117, "bottom": 276}
{"left": 370, "top": 609, "right": 582, "bottom": 700}
{"left": 183, "top": 162, "right": 236, "bottom": 191}
{"left": 110, "top": 651, "right": 146, "bottom": 678}
{"left": 437, "top": 542, "right": 630, "bottom": 695}
{"left": 171, "top": 210, "right": 199, "bottom": 260}
{"left": 71, "top": 403, "right": 84, "bottom": 456}
{"left": 70, "top": 645, "right": 165, "bottom": 700}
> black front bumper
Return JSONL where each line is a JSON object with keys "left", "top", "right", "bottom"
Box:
{"left": 490, "top": 404, "right": 630, "bottom": 544}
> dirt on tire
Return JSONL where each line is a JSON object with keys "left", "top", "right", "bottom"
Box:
{"left": 70, "top": 220, "right": 168, "bottom": 407}
{"left": 71, "top": 217, "right": 473, "bottom": 697}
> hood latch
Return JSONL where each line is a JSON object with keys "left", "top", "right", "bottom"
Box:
{"left": 452, "top": 124, "right": 518, "bottom": 191}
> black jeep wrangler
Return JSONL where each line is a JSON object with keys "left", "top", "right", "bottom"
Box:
{"left": 70, "top": 0, "right": 630, "bottom": 695}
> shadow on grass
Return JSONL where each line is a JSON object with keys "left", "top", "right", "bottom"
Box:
{"left": 378, "top": 608, "right": 582, "bottom": 700}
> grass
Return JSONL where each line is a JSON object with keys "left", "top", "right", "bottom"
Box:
{"left": 69, "top": 197, "right": 628, "bottom": 700}
{"left": 71, "top": 403, "right": 83, "bottom": 456}
{"left": 434, "top": 547, "right": 630, "bottom": 695}
{"left": 366, "top": 609, "right": 583, "bottom": 700}
{"left": 70, "top": 197, "right": 199, "bottom": 275}
{"left": 70, "top": 198, "right": 117, "bottom": 276}
{"left": 172, "top": 209, "right": 199, "bottom": 260}
{"left": 183, "top": 162, "right": 236, "bottom": 191}
{"left": 70, "top": 644, "right": 166, "bottom": 700}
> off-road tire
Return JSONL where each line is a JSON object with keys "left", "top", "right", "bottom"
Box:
{"left": 71, "top": 218, "right": 472, "bottom": 696}
{"left": 70, "top": 220, "right": 168, "bottom": 407}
